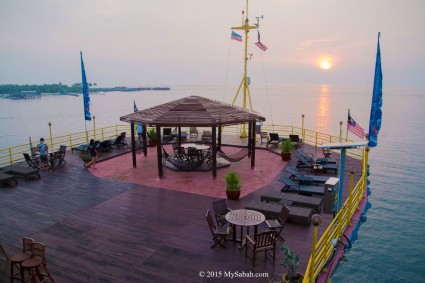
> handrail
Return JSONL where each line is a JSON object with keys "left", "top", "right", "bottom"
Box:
{"left": 302, "top": 148, "right": 368, "bottom": 282}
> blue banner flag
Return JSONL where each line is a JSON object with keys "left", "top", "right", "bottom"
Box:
{"left": 134, "top": 100, "right": 138, "bottom": 112}
{"left": 80, "top": 51, "right": 91, "bottom": 121}
{"left": 368, "top": 33, "right": 383, "bottom": 147}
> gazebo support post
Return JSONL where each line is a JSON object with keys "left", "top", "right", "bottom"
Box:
{"left": 142, "top": 125, "right": 147, "bottom": 156}
{"left": 212, "top": 125, "right": 217, "bottom": 178}
{"left": 247, "top": 122, "right": 252, "bottom": 158}
{"left": 217, "top": 126, "right": 222, "bottom": 151}
{"left": 178, "top": 126, "right": 182, "bottom": 144}
{"left": 156, "top": 125, "right": 163, "bottom": 178}
{"left": 251, "top": 121, "right": 256, "bottom": 169}
{"left": 130, "top": 122, "right": 136, "bottom": 168}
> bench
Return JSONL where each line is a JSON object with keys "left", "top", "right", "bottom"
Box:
{"left": 1, "top": 165, "right": 40, "bottom": 181}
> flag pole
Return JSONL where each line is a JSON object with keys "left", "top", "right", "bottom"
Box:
{"left": 346, "top": 109, "right": 350, "bottom": 141}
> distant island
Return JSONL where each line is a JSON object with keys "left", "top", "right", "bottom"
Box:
{"left": 0, "top": 83, "right": 170, "bottom": 99}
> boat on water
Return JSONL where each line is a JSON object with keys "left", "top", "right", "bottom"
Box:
{"left": 0, "top": 2, "right": 382, "bottom": 282}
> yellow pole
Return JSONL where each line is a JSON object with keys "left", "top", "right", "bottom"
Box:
{"left": 48, "top": 122, "right": 53, "bottom": 150}
{"left": 309, "top": 214, "right": 322, "bottom": 283}
{"left": 339, "top": 121, "right": 343, "bottom": 142}
{"left": 347, "top": 166, "right": 355, "bottom": 227}
{"left": 364, "top": 146, "right": 370, "bottom": 193}
{"left": 302, "top": 114, "right": 305, "bottom": 142}
{"left": 93, "top": 116, "right": 96, "bottom": 140}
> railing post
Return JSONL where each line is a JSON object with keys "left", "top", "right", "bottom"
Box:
{"left": 309, "top": 214, "right": 322, "bottom": 283}
{"left": 315, "top": 132, "right": 318, "bottom": 147}
{"left": 101, "top": 128, "right": 104, "bottom": 141}
{"left": 93, "top": 116, "right": 96, "bottom": 140}
{"left": 48, "top": 122, "right": 53, "bottom": 150}
{"left": 8, "top": 148, "right": 13, "bottom": 165}
{"left": 347, "top": 166, "right": 355, "bottom": 227}
{"left": 339, "top": 121, "right": 343, "bottom": 142}
{"left": 301, "top": 114, "right": 305, "bottom": 141}
{"left": 69, "top": 135, "right": 73, "bottom": 149}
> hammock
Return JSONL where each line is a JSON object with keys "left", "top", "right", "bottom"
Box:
{"left": 217, "top": 148, "right": 249, "bottom": 162}
{"left": 162, "top": 147, "right": 204, "bottom": 172}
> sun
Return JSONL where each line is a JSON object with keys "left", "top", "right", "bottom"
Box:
{"left": 320, "top": 60, "right": 331, "bottom": 70}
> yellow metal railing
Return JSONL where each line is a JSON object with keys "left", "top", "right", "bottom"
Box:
{"left": 302, "top": 148, "right": 368, "bottom": 283}
{"left": 0, "top": 124, "right": 131, "bottom": 167}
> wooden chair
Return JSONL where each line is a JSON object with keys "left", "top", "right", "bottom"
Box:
{"left": 23, "top": 153, "right": 40, "bottom": 170}
{"left": 260, "top": 132, "right": 269, "bottom": 144}
{"left": 21, "top": 242, "right": 55, "bottom": 283}
{"left": 212, "top": 199, "right": 231, "bottom": 226}
{"left": 10, "top": 237, "right": 34, "bottom": 282}
{"left": 0, "top": 243, "right": 8, "bottom": 260}
{"left": 265, "top": 204, "right": 290, "bottom": 241}
{"left": 245, "top": 230, "right": 277, "bottom": 266}
{"left": 206, "top": 210, "right": 230, "bottom": 248}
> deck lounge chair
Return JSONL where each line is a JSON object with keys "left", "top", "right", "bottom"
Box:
{"left": 297, "top": 149, "right": 336, "bottom": 164}
{"left": 0, "top": 172, "right": 18, "bottom": 186}
{"left": 1, "top": 165, "right": 40, "bottom": 181}
{"left": 266, "top": 133, "right": 285, "bottom": 148}
{"left": 289, "top": 134, "right": 302, "bottom": 149}
{"left": 261, "top": 191, "right": 323, "bottom": 214}
{"left": 295, "top": 152, "right": 338, "bottom": 174}
{"left": 110, "top": 132, "right": 128, "bottom": 148}
{"left": 278, "top": 176, "right": 325, "bottom": 196}
{"left": 284, "top": 166, "right": 330, "bottom": 185}
{"left": 245, "top": 200, "right": 313, "bottom": 224}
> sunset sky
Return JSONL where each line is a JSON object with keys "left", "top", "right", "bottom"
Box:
{"left": 0, "top": 0, "right": 424, "bottom": 87}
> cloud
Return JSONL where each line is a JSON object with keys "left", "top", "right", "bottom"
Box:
{"left": 297, "top": 39, "right": 337, "bottom": 50}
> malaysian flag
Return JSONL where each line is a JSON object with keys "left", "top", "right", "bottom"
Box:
{"left": 255, "top": 30, "right": 268, "bottom": 51}
{"left": 347, "top": 111, "right": 365, "bottom": 139}
{"left": 231, "top": 31, "right": 242, "bottom": 42}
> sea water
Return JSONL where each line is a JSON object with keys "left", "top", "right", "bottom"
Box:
{"left": 0, "top": 84, "right": 424, "bottom": 282}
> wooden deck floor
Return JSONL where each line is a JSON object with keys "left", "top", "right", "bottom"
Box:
{"left": 0, "top": 137, "right": 362, "bottom": 282}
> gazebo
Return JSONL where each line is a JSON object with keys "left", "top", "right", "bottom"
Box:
{"left": 120, "top": 96, "right": 266, "bottom": 178}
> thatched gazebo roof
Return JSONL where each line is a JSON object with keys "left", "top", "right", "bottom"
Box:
{"left": 119, "top": 95, "right": 266, "bottom": 178}
{"left": 120, "top": 95, "right": 266, "bottom": 126}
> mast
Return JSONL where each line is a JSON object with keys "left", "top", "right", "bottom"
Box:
{"left": 231, "top": 0, "right": 259, "bottom": 138}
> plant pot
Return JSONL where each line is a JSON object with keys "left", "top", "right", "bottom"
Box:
{"left": 226, "top": 190, "right": 240, "bottom": 200}
{"left": 148, "top": 140, "right": 158, "bottom": 147}
{"left": 281, "top": 152, "right": 291, "bottom": 161}
{"left": 282, "top": 272, "right": 304, "bottom": 283}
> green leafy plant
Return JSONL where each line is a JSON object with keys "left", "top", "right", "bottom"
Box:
{"left": 146, "top": 128, "right": 157, "bottom": 141}
{"left": 280, "top": 245, "right": 302, "bottom": 282}
{"left": 280, "top": 139, "right": 293, "bottom": 153}
{"left": 225, "top": 170, "right": 241, "bottom": 191}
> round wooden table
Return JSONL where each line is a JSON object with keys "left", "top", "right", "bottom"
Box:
{"left": 225, "top": 209, "right": 265, "bottom": 249}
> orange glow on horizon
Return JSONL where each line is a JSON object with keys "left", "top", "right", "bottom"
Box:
{"left": 317, "top": 57, "right": 333, "bottom": 70}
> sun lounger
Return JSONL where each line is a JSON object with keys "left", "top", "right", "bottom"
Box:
{"left": 246, "top": 200, "right": 313, "bottom": 224}
{"left": 297, "top": 149, "right": 336, "bottom": 164}
{"left": 279, "top": 176, "right": 325, "bottom": 196}
{"left": 295, "top": 152, "right": 338, "bottom": 174}
{"left": 266, "top": 133, "right": 286, "bottom": 148}
{"left": 0, "top": 172, "right": 18, "bottom": 186}
{"left": 284, "top": 166, "right": 330, "bottom": 184}
{"left": 1, "top": 165, "right": 40, "bottom": 181}
{"left": 260, "top": 191, "right": 323, "bottom": 214}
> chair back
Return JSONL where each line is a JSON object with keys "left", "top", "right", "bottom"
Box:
{"left": 206, "top": 210, "right": 217, "bottom": 233}
{"left": 59, "top": 145, "right": 67, "bottom": 153}
{"left": 163, "top": 128, "right": 172, "bottom": 135}
{"left": 212, "top": 199, "right": 229, "bottom": 215}
{"left": 289, "top": 134, "right": 300, "bottom": 142}
{"left": 279, "top": 204, "right": 290, "bottom": 225}
{"left": 190, "top": 127, "right": 198, "bottom": 134}
{"left": 120, "top": 132, "right": 127, "bottom": 138}
{"left": 23, "top": 153, "right": 32, "bottom": 163}
{"left": 23, "top": 237, "right": 34, "bottom": 253}
{"left": 255, "top": 230, "right": 277, "bottom": 247}
{"left": 269, "top": 133, "right": 279, "bottom": 141}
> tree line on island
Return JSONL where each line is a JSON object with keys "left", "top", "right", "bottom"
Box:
{"left": 0, "top": 83, "right": 170, "bottom": 95}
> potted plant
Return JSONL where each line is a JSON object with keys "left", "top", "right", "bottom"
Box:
{"left": 280, "top": 245, "right": 303, "bottom": 283}
{"left": 280, "top": 139, "right": 293, "bottom": 161}
{"left": 146, "top": 128, "right": 157, "bottom": 147}
{"left": 225, "top": 170, "right": 241, "bottom": 200}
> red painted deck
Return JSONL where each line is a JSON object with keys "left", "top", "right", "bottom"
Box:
{"left": 0, "top": 138, "right": 362, "bottom": 282}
